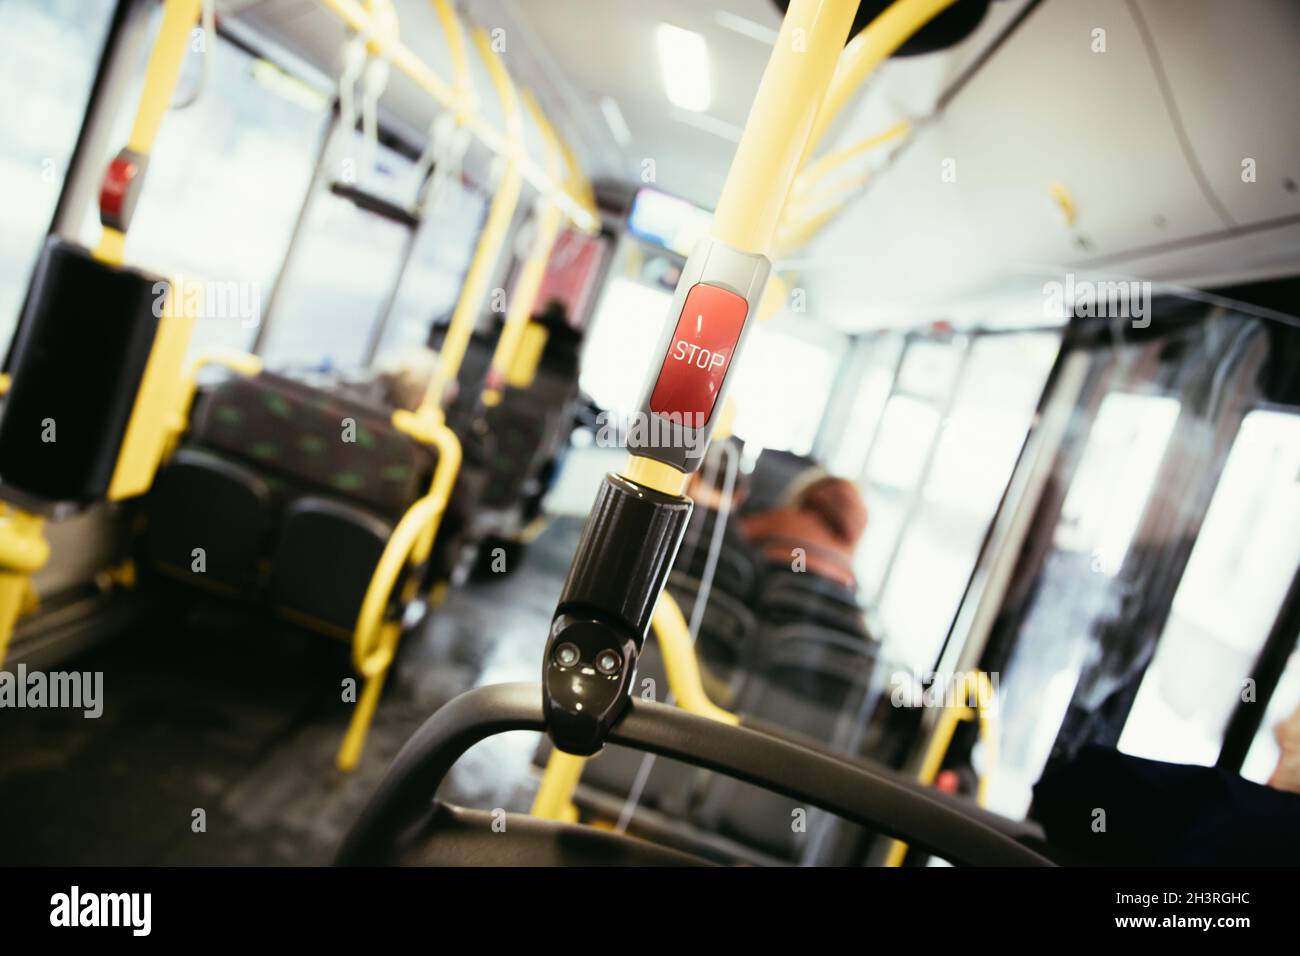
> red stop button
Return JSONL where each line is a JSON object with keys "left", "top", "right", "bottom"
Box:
{"left": 649, "top": 282, "right": 748, "bottom": 426}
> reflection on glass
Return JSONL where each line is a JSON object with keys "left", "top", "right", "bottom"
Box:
{"left": 0, "top": 0, "right": 115, "bottom": 347}
{"left": 829, "top": 356, "right": 896, "bottom": 478}
{"left": 987, "top": 391, "right": 1181, "bottom": 818}
{"left": 1120, "top": 409, "right": 1300, "bottom": 766}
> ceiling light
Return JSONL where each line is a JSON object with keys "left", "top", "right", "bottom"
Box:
{"left": 655, "top": 23, "right": 711, "bottom": 113}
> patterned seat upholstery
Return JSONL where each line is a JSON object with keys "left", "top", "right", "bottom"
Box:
{"left": 189, "top": 372, "right": 436, "bottom": 520}
{"left": 145, "top": 372, "right": 438, "bottom": 634}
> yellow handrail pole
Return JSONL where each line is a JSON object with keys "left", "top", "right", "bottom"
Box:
{"left": 481, "top": 92, "right": 566, "bottom": 406}
{"left": 417, "top": 28, "right": 524, "bottom": 416}
{"left": 95, "top": 0, "right": 203, "bottom": 267}
{"left": 316, "top": 0, "right": 598, "bottom": 232}
{"left": 531, "top": 590, "right": 737, "bottom": 820}
{"left": 620, "top": 0, "right": 858, "bottom": 502}
{"left": 709, "top": 1, "right": 860, "bottom": 259}
{"left": 883, "top": 671, "right": 998, "bottom": 866}
{"left": 791, "top": 118, "right": 911, "bottom": 198}
{"left": 800, "top": 0, "right": 956, "bottom": 168}
{"left": 2, "top": 0, "right": 201, "bottom": 659}
{"left": 785, "top": 169, "right": 874, "bottom": 220}
{"left": 430, "top": 0, "right": 470, "bottom": 99}
{"left": 531, "top": 750, "right": 586, "bottom": 822}
{"left": 336, "top": 422, "right": 462, "bottom": 769}
{"left": 774, "top": 196, "right": 856, "bottom": 255}
{"left": 0, "top": 508, "right": 50, "bottom": 664}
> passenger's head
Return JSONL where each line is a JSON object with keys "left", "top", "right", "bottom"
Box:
{"left": 687, "top": 439, "right": 748, "bottom": 511}
{"left": 784, "top": 469, "right": 868, "bottom": 549}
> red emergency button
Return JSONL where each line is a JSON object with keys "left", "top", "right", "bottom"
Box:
{"left": 99, "top": 154, "right": 139, "bottom": 225}
{"left": 649, "top": 282, "right": 748, "bottom": 425}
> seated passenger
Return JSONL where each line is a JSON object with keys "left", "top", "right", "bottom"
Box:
{"left": 742, "top": 469, "right": 867, "bottom": 591}
{"left": 672, "top": 439, "right": 762, "bottom": 604}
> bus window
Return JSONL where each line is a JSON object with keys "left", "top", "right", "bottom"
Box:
{"left": 0, "top": 0, "right": 116, "bottom": 349}
{"left": 76, "top": 26, "right": 327, "bottom": 357}
{"left": 825, "top": 333, "right": 902, "bottom": 478}
{"left": 1120, "top": 409, "right": 1300, "bottom": 766}
{"left": 866, "top": 332, "right": 1058, "bottom": 673}
{"left": 988, "top": 390, "right": 1182, "bottom": 815}
{"left": 730, "top": 323, "right": 842, "bottom": 456}
{"left": 258, "top": 133, "right": 414, "bottom": 371}
{"left": 1242, "top": 646, "right": 1300, "bottom": 786}
{"left": 371, "top": 177, "right": 487, "bottom": 359}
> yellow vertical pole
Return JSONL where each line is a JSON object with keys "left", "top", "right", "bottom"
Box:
{"left": 708, "top": 0, "right": 861, "bottom": 258}
{"left": 883, "top": 671, "right": 998, "bottom": 866}
{"left": 95, "top": 0, "right": 204, "bottom": 267}
{"left": 620, "top": 0, "right": 859, "bottom": 501}
{"left": 481, "top": 92, "right": 566, "bottom": 406}
{"left": 418, "top": 27, "right": 524, "bottom": 416}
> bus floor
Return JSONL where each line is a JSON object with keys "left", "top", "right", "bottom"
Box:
{"left": 0, "top": 518, "right": 587, "bottom": 866}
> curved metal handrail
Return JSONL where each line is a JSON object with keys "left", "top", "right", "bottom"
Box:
{"left": 336, "top": 682, "right": 1054, "bottom": 867}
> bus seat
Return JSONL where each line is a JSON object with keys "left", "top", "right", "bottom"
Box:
{"left": 144, "top": 448, "right": 272, "bottom": 594}
{"left": 700, "top": 624, "right": 882, "bottom": 861}
{"left": 269, "top": 496, "right": 394, "bottom": 636}
{"left": 188, "top": 372, "right": 436, "bottom": 520}
{"left": 146, "top": 370, "right": 438, "bottom": 638}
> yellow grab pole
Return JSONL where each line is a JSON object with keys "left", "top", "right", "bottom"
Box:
{"left": 650, "top": 592, "right": 741, "bottom": 725}
{"left": 418, "top": 27, "right": 524, "bottom": 416}
{"left": 316, "top": 0, "right": 597, "bottom": 232}
{"left": 883, "top": 671, "right": 998, "bottom": 866}
{"left": 709, "top": 0, "right": 861, "bottom": 257}
{"left": 791, "top": 118, "right": 910, "bottom": 198}
{"left": 481, "top": 92, "right": 566, "bottom": 406}
{"left": 802, "top": 0, "right": 955, "bottom": 166}
{"left": 95, "top": 0, "right": 203, "bottom": 267}
{"left": 775, "top": 197, "right": 856, "bottom": 255}
{"left": 336, "top": 420, "right": 462, "bottom": 770}
{"left": 618, "top": 0, "right": 858, "bottom": 499}
{"left": 430, "top": 0, "right": 470, "bottom": 101}
{"left": 531, "top": 751, "right": 586, "bottom": 822}
{"left": 0, "top": 508, "right": 50, "bottom": 664}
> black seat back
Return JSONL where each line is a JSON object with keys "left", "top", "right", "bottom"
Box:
{"left": 0, "top": 239, "right": 165, "bottom": 502}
